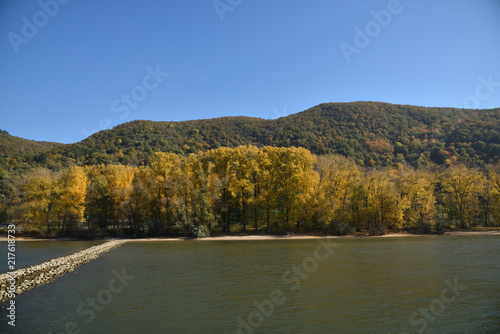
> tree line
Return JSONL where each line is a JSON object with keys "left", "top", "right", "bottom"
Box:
{"left": 8, "top": 146, "right": 500, "bottom": 238}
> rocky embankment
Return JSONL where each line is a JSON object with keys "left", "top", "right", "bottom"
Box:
{"left": 0, "top": 240, "right": 127, "bottom": 303}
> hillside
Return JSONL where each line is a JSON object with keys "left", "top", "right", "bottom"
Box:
{"left": 0, "top": 130, "right": 61, "bottom": 172}
{"left": 28, "top": 101, "right": 499, "bottom": 169}
{"left": 0, "top": 130, "right": 61, "bottom": 155}
{"left": 2, "top": 102, "right": 500, "bottom": 171}
{"left": 1, "top": 101, "right": 499, "bottom": 225}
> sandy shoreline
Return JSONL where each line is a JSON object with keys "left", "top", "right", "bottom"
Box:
{"left": 2, "top": 230, "right": 499, "bottom": 242}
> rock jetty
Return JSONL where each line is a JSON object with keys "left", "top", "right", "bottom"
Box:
{"left": 0, "top": 240, "right": 127, "bottom": 303}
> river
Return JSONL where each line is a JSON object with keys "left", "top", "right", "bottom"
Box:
{"left": 1, "top": 235, "right": 499, "bottom": 333}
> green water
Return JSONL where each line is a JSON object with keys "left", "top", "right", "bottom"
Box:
{"left": 1, "top": 235, "right": 499, "bottom": 333}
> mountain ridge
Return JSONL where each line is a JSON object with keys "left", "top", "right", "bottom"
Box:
{"left": 1, "top": 101, "right": 499, "bottom": 170}
{"left": 0, "top": 131, "right": 62, "bottom": 159}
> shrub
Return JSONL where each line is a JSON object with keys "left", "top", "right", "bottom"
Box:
{"left": 192, "top": 225, "right": 210, "bottom": 238}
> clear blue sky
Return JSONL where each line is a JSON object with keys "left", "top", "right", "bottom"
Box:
{"left": 1, "top": 0, "right": 500, "bottom": 144}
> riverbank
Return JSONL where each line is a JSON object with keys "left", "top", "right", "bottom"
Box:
{"left": 120, "top": 229, "right": 500, "bottom": 241}
{"left": 3, "top": 229, "right": 499, "bottom": 242}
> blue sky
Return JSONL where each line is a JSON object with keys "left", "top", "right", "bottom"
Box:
{"left": 1, "top": 0, "right": 500, "bottom": 144}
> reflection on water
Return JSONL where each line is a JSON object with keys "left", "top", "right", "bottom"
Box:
{"left": 1, "top": 235, "right": 499, "bottom": 333}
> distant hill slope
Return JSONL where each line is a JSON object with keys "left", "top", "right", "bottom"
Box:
{"left": 0, "top": 131, "right": 62, "bottom": 171}
{"left": 6, "top": 102, "right": 500, "bottom": 169}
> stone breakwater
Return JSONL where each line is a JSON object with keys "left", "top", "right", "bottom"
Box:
{"left": 0, "top": 240, "right": 127, "bottom": 303}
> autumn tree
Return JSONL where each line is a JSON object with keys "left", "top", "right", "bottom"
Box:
{"left": 365, "top": 169, "right": 401, "bottom": 234}
{"left": 84, "top": 166, "right": 112, "bottom": 234}
{"left": 315, "top": 155, "right": 360, "bottom": 233}
{"left": 103, "top": 165, "right": 134, "bottom": 230}
{"left": 440, "top": 166, "right": 486, "bottom": 228}
{"left": 232, "top": 146, "right": 260, "bottom": 232}
{"left": 23, "top": 168, "right": 61, "bottom": 234}
{"left": 483, "top": 167, "right": 500, "bottom": 227}
{"left": 189, "top": 152, "right": 217, "bottom": 232}
{"left": 393, "top": 166, "right": 436, "bottom": 232}
{"left": 205, "top": 147, "right": 239, "bottom": 232}
{"left": 265, "top": 147, "right": 318, "bottom": 232}
{"left": 256, "top": 147, "right": 276, "bottom": 232}
{"left": 164, "top": 152, "right": 216, "bottom": 235}
{"left": 58, "top": 166, "right": 87, "bottom": 232}
{"left": 125, "top": 167, "right": 153, "bottom": 235}
{"left": 151, "top": 152, "right": 181, "bottom": 229}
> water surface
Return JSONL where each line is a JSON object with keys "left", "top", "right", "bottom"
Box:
{"left": 0, "top": 240, "right": 104, "bottom": 274}
{"left": 1, "top": 235, "right": 499, "bottom": 333}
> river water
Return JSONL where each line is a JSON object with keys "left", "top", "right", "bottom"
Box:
{"left": 0, "top": 241, "right": 104, "bottom": 274}
{"left": 1, "top": 235, "right": 499, "bottom": 333}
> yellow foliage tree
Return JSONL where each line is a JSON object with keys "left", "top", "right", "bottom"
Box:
{"left": 58, "top": 166, "right": 88, "bottom": 231}
{"left": 315, "top": 155, "right": 360, "bottom": 233}
{"left": 441, "top": 166, "right": 486, "bottom": 228}
{"left": 365, "top": 169, "right": 401, "bottom": 234}
{"left": 23, "top": 168, "right": 61, "bottom": 233}
{"left": 151, "top": 152, "right": 181, "bottom": 228}
{"left": 393, "top": 167, "right": 435, "bottom": 231}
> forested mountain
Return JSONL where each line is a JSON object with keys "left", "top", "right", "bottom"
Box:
{"left": 1, "top": 102, "right": 500, "bottom": 235}
{"left": 0, "top": 130, "right": 61, "bottom": 173}
{"left": 0, "top": 130, "right": 60, "bottom": 155}
{"left": 19, "top": 101, "right": 498, "bottom": 170}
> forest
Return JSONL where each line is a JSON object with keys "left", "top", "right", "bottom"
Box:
{"left": 2, "top": 102, "right": 500, "bottom": 174}
{"left": 1, "top": 102, "right": 500, "bottom": 237}
{"left": 5, "top": 145, "right": 500, "bottom": 238}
